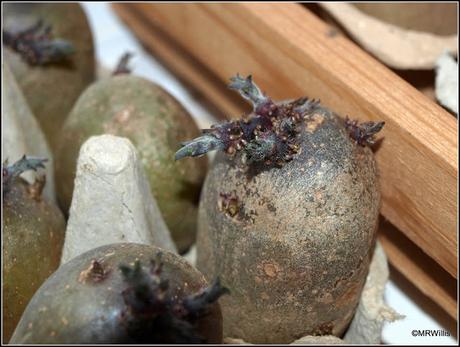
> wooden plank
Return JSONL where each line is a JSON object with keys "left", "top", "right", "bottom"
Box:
{"left": 112, "top": 3, "right": 457, "bottom": 277}
{"left": 378, "top": 220, "right": 457, "bottom": 320}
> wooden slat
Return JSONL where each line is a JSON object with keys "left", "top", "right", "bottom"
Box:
{"left": 112, "top": 3, "right": 457, "bottom": 277}
{"left": 378, "top": 220, "right": 457, "bottom": 320}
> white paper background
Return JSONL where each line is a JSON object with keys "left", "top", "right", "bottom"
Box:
{"left": 80, "top": 3, "right": 458, "bottom": 344}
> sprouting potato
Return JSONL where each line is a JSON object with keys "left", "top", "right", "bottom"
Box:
{"left": 10, "top": 243, "right": 227, "bottom": 344}
{"left": 176, "top": 74, "right": 384, "bottom": 343}
{"left": 3, "top": 156, "right": 66, "bottom": 342}
{"left": 3, "top": 3, "right": 95, "bottom": 153}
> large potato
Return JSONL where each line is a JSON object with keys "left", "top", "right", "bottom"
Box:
{"left": 177, "top": 75, "right": 383, "bottom": 343}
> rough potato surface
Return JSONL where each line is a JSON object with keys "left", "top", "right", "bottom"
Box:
{"left": 197, "top": 107, "right": 380, "bottom": 343}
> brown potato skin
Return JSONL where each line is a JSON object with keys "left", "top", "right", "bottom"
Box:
{"left": 3, "top": 3, "right": 95, "bottom": 153}
{"left": 3, "top": 178, "right": 66, "bottom": 343}
{"left": 196, "top": 106, "right": 380, "bottom": 343}
{"left": 10, "top": 243, "right": 223, "bottom": 344}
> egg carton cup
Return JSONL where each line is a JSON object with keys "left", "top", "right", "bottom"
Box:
{"left": 3, "top": 62, "right": 56, "bottom": 203}
{"left": 60, "top": 134, "right": 177, "bottom": 265}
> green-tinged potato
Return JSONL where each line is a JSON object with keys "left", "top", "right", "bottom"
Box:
{"left": 10, "top": 243, "right": 226, "bottom": 344}
{"left": 3, "top": 3, "right": 95, "bottom": 153}
{"left": 3, "top": 157, "right": 66, "bottom": 343}
{"left": 55, "top": 75, "right": 208, "bottom": 252}
{"left": 177, "top": 75, "right": 384, "bottom": 343}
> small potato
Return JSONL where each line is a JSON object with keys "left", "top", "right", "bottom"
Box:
{"left": 3, "top": 157, "right": 66, "bottom": 342}
{"left": 55, "top": 75, "right": 207, "bottom": 253}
